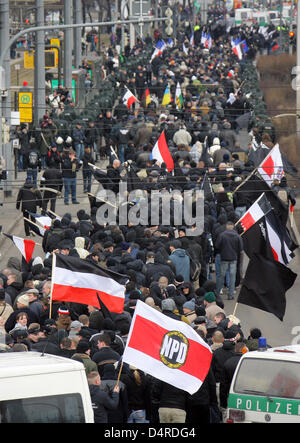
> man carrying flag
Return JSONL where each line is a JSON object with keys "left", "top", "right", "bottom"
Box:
{"left": 151, "top": 130, "right": 174, "bottom": 172}
{"left": 122, "top": 300, "right": 212, "bottom": 395}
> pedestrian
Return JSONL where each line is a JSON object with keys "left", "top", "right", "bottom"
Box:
{"left": 82, "top": 146, "right": 94, "bottom": 193}
{"left": 16, "top": 178, "right": 43, "bottom": 236}
{"left": 87, "top": 371, "right": 120, "bottom": 423}
{"left": 72, "top": 122, "right": 86, "bottom": 161}
{"left": 61, "top": 149, "right": 81, "bottom": 205}
{"left": 121, "top": 366, "right": 150, "bottom": 423}
{"left": 71, "top": 340, "right": 98, "bottom": 375}
{"left": 215, "top": 221, "right": 243, "bottom": 300}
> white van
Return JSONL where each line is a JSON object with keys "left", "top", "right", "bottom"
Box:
{"left": 226, "top": 344, "right": 300, "bottom": 423}
{"left": 235, "top": 8, "right": 253, "bottom": 26}
{"left": 0, "top": 352, "right": 94, "bottom": 423}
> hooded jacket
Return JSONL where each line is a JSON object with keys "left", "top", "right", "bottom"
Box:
{"left": 74, "top": 237, "right": 89, "bottom": 259}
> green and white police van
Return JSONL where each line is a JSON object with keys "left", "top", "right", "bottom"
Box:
{"left": 226, "top": 343, "right": 300, "bottom": 423}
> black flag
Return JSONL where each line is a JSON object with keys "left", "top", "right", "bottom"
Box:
{"left": 237, "top": 253, "right": 297, "bottom": 321}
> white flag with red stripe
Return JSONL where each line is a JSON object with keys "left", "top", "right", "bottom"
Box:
{"left": 237, "top": 193, "right": 272, "bottom": 233}
{"left": 122, "top": 300, "right": 212, "bottom": 395}
{"left": 3, "top": 233, "right": 36, "bottom": 263}
{"left": 122, "top": 88, "right": 137, "bottom": 109}
{"left": 52, "top": 254, "right": 127, "bottom": 314}
{"left": 257, "top": 143, "right": 284, "bottom": 187}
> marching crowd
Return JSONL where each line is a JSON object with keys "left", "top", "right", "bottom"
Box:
{"left": 2, "top": 7, "right": 296, "bottom": 424}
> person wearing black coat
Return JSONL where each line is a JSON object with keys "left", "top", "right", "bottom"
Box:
{"left": 16, "top": 178, "right": 43, "bottom": 236}
{"left": 186, "top": 367, "right": 219, "bottom": 424}
{"left": 91, "top": 332, "right": 121, "bottom": 376}
{"left": 121, "top": 367, "right": 151, "bottom": 423}
{"left": 151, "top": 378, "right": 188, "bottom": 423}
{"left": 88, "top": 371, "right": 120, "bottom": 423}
{"left": 41, "top": 166, "right": 63, "bottom": 213}
{"left": 100, "top": 363, "right": 129, "bottom": 423}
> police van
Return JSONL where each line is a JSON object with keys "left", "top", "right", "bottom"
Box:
{"left": 0, "top": 352, "right": 94, "bottom": 423}
{"left": 226, "top": 342, "right": 300, "bottom": 423}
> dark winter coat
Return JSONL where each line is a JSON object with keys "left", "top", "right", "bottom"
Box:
{"left": 89, "top": 384, "right": 119, "bottom": 423}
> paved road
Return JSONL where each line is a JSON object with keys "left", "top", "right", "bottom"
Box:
{"left": 1, "top": 156, "right": 299, "bottom": 348}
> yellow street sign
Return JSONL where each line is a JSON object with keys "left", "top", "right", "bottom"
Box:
{"left": 19, "top": 92, "right": 33, "bottom": 123}
{"left": 24, "top": 51, "right": 34, "bottom": 69}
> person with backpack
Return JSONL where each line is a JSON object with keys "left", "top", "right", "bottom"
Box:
{"left": 23, "top": 144, "right": 41, "bottom": 188}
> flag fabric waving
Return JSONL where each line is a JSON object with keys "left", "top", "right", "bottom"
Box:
{"left": 162, "top": 84, "right": 171, "bottom": 106}
{"left": 122, "top": 88, "right": 137, "bottom": 109}
{"left": 264, "top": 210, "right": 297, "bottom": 265}
{"left": 237, "top": 253, "right": 297, "bottom": 321}
{"left": 3, "top": 233, "right": 36, "bottom": 263}
{"left": 257, "top": 143, "right": 284, "bottom": 187}
{"left": 150, "top": 39, "right": 167, "bottom": 61}
{"left": 231, "top": 37, "right": 243, "bottom": 60}
{"left": 151, "top": 130, "right": 174, "bottom": 172}
{"left": 236, "top": 193, "right": 272, "bottom": 233}
{"left": 122, "top": 300, "right": 213, "bottom": 395}
{"left": 26, "top": 212, "right": 52, "bottom": 237}
{"left": 175, "top": 82, "right": 184, "bottom": 110}
{"left": 143, "top": 88, "right": 151, "bottom": 107}
{"left": 51, "top": 254, "right": 128, "bottom": 313}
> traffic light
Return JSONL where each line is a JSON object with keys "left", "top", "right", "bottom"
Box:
{"left": 289, "top": 31, "right": 295, "bottom": 45}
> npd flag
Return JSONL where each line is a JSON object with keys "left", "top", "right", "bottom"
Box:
{"left": 122, "top": 300, "right": 212, "bottom": 395}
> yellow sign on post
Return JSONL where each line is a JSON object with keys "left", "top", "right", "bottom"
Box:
{"left": 50, "top": 38, "right": 60, "bottom": 65}
{"left": 19, "top": 92, "right": 33, "bottom": 123}
{"left": 24, "top": 51, "right": 34, "bottom": 69}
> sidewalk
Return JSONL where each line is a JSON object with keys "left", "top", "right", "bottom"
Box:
{"left": 0, "top": 167, "right": 103, "bottom": 248}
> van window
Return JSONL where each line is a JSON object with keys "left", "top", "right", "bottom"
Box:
{"left": 241, "top": 12, "right": 248, "bottom": 19}
{"left": 234, "top": 358, "right": 300, "bottom": 399}
{"left": 269, "top": 12, "right": 276, "bottom": 19}
{"left": 0, "top": 393, "right": 85, "bottom": 423}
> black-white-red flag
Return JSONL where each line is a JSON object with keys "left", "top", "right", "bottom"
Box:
{"left": 52, "top": 254, "right": 128, "bottom": 313}
{"left": 3, "top": 233, "right": 36, "bottom": 263}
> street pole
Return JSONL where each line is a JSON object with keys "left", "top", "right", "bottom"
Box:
{"left": 74, "top": 0, "right": 82, "bottom": 68}
{"left": 0, "top": 16, "right": 168, "bottom": 170}
{"left": 34, "top": 0, "right": 45, "bottom": 127}
{"left": 0, "top": 0, "right": 12, "bottom": 196}
{"left": 296, "top": 2, "right": 300, "bottom": 139}
{"left": 64, "top": 0, "right": 73, "bottom": 92}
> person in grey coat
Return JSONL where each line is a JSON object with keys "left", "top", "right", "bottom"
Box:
{"left": 168, "top": 240, "right": 190, "bottom": 282}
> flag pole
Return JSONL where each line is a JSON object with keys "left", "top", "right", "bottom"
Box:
{"left": 48, "top": 209, "right": 60, "bottom": 219}
{"left": 23, "top": 217, "right": 45, "bottom": 233}
{"left": 116, "top": 359, "right": 124, "bottom": 388}
{"left": 49, "top": 251, "right": 57, "bottom": 319}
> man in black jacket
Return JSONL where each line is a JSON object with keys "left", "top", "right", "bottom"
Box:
{"left": 61, "top": 149, "right": 81, "bottom": 205}
{"left": 88, "top": 371, "right": 119, "bottom": 423}
{"left": 16, "top": 178, "right": 43, "bottom": 236}
{"left": 91, "top": 332, "right": 121, "bottom": 376}
{"left": 41, "top": 165, "right": 63, "bottom": 213}
{"left": 215, "top": 221, "right": 243, "bottom": 300}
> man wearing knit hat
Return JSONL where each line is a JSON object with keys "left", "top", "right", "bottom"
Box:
{"left": 182, "top": 300, "right": 197, "bottom": 324}
{"left": 204, "top": 292, "right": 226, "bottom": 322}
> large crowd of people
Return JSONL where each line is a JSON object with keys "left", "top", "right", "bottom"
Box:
{"left": 2, "top": 6, "right": 297, "bottom": 424}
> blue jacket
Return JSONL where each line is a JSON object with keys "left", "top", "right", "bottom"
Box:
{"left": 168, "top": 248, "right": 190, "bottom": 282}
